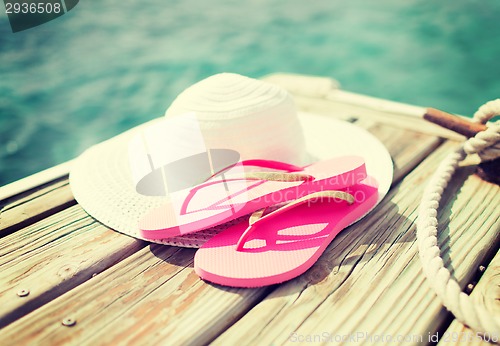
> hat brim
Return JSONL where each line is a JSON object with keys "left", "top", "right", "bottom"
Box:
{"left": 69, "top": 112, "right": 393, "bottom": 248}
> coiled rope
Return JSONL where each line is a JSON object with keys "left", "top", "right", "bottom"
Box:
{"left": 417, "top": 99, "right": 500, "bottom": 338}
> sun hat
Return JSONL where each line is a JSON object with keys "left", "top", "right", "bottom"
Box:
{"left": 69, "top": 73, "right": 393, "bottom": 247}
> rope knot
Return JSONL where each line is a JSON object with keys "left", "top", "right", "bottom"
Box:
{"left": 463, "top": 99, "right": 500, "bottom": 162}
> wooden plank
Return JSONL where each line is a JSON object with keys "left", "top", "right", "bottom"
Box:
{"left": 355, "top": 119, "right": 442, "bottom": 183}
{"left": 264, "top": 72, "right": 424, "bottom": 118}
{"left": 0, "top": 119, "right": 444, "bottom": 344}
{"left": 294, "top": 93, "right": 466, "bottom": 141}
{"left": 212, "top": 141, "right": 500, "bottom": 345}
{"left": 263, "top": 73, "right": 466, "bottom": 141}
{"left": 0, "top": 160, "right": 73, "bottom": 201}
{"left": 0, "top": 205, "right": 146, "bottom": 328}
{"left": 0, "top": 177, "right": 75, "bottom": 237}
{"left": 0, "top": 242, "right": 272, "bottom": 345}
{"left": 438, "top": 250, "right": 500, "bottom": 346}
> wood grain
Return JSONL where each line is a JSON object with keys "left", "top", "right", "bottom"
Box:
{"left": 0, "top": 243, "right": 272, "bottom": 345}
{"left": 438, "top": 250, "right": 500, "bottom": 346}
{"left": 263, "top": 72, "right": 466, "bottom": 142}
{"left": 0, "top": 160, "right": 72, "bottom": 201}
{"left": 0, "top": 205, "right": 146, "bottom": 328}
{"left": 0, "top": 177, "right": 75, "bottom": 237}
{"left": 213, "top": 141, "right": 500, "bottom": 346}
{"left": 424, "top": 108, "right": 486, "bottom": 138}
{"left": 356, "top": 119, "right": 443, "bottom": 183}
{"left": 294, "top": 93, "right": 466, "bottom": 141}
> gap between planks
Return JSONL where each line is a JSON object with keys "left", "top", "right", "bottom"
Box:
{"left": 0, "top": 239, "right": 273, "bottom": 345}
{"left": 0, "top": 176, "right": 75, "bottom": 238}
{"left": 0, "top": 205, "right": 147, "bottom": 329}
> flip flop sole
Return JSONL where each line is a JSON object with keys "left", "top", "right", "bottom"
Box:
{"left": 194, "top": 180, "right": 379, "bottom": 287}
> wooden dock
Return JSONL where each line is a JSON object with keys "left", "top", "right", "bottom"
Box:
{"left": 0, "top": 74, "right": 498, "bottom": 345}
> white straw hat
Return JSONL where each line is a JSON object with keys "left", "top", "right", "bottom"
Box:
{"left": 70, "top": 73, "right": 393, "bottom": 247}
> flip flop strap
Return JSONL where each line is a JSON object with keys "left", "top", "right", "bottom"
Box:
{"left": 181, "top": 160, "right": 314, "bottom": 215}
{"left": 222, "top": 171, "right": 313, "bottom": 182}
{"left": 207, "top": 159, "right": 306, "bottom": 181}
{"left": 236, "top": 190, "right": 354, "bottom": 251}
{"left": 203, "top": 159, "right": 313, "bottom": 183}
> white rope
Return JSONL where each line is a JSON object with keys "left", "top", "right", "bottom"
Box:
{"left": 417, "top": 99, "right": 500, "bottom": 339}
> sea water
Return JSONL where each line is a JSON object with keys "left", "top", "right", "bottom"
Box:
{"left": 1, "top": 0, "right": 499, "bottom": 185}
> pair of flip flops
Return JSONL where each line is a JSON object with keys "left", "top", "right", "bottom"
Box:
{"left": 139, "top": 155, "right": 379, "bottom": 287}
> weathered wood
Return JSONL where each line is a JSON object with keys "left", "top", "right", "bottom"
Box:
{"left": 0, "top": 242, "right": 272, "bottom": 345}
{"left": 438, "top": 250, "right": 500, "bottom": 346}
{"left": 0, "top": 205, "right": 146, "bottom": 328}
{"left": 0, "top": 160, "right": 73, "bottom": 201}
{"left": 424, "top": 108, "right": 486, "bottom": 138}
{"left": 213, "top": 141, "right": 500, "bottom": 345}
{"left": 0, "top": 118, "right": 444, "bottom": 344}
{"left": 294, "top": 93, "right": 467, "bottom": 141}
{"left": 263, "top": 73, "right": 467, "bottom": 141}
{"left": 0, "top": 177, "right": 75, "bottom": 237}
{"left": 356, "top": 119, "right": 442, "bottom": 183}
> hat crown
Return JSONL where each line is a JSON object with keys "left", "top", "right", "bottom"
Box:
{"left": 166, "top": 73, "right": 289, "bottom": 119}
{"left": 165, "top": 73, "right": 307, "bottom": 165}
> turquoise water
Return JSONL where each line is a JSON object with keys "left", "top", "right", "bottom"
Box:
{"left": 1, "top": 0, "right": 499, "bottom": 186}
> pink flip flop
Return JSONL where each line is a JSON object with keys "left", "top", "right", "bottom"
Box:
{"left": 193, "top": 176, "right": 379, "bottom": 287}
{"left": 139, "top": 156, "right": 368, "bottom": 240}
